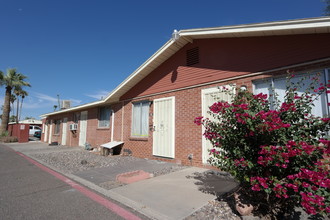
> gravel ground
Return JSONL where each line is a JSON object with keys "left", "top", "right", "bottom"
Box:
{"left": 29, "top": 146, "right": 242, "bottom": 219}
{"left": 31, "top": 147, "right": 187, "bottom": 175}
{"left": 185, "top": 200, "right": 241, "bottom": 220}
{"left": 31, "top": 149, "right": 143, "bottom": 173}
{"left": 10, "top": 143, "right": 330, "bottom": 220}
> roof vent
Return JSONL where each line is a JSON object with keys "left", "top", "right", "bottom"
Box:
{"left": 172, "top": 29, "right": 180, "bottom": 41}
{"left": 186, "top": 47, "right": 199, "bottom": 66}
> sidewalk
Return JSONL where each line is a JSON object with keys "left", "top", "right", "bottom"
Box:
{"left": 4, "top": 142, "right": 238, "bottom": 220}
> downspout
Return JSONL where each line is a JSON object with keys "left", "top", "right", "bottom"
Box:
{"left": 121, "top": 101, "right": 124, "bottom": 142}
{"left": 325, "top": 68, "right": 330, "bottom": 116}
{"left": 111, "top": 109, "right": 114, "bottom": 142}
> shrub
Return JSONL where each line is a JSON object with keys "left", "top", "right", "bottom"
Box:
{"left": 195, "top": 74, "right": 330, "bottom": 217}
{"left": 0, "top": 136, "right": 18, "bottom": 143}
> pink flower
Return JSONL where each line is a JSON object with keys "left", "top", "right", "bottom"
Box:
{"left": 302, "top": 182, "right": 310, "bottom": 187}
{"left": 326, "top": 206, "right": 330, "bottom": 213}
{"left": 321, "top": 118, "right": 330, "bottom": 123}
{"left": 251, "top": 184, "right": 261, "bottom": 191}
{"left": 194, "top": 116, "right": 204, "bottom": 125}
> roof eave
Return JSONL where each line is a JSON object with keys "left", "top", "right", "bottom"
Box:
{"left": 40, "top": 100, "right": 104, "bottom": 118}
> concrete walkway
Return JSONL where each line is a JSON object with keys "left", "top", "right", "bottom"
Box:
{"left": 4, "top": 142, "right": 238, "bottom": 220}
{"left": 112, "top": 167, "right": 215, "bottom": 220}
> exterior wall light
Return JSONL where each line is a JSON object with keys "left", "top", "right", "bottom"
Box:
{"left": 240, "top": 85, "right": 247, "bottom": 91}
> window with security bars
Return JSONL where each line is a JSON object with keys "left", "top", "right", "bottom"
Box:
{"left": 98, "top": 106, "right": 111, "bottom": 128}
{"left": 131, "top": 101, "right": 149, "bottom": 137}
{"left": 253, "top": 70, "right": 329, "bottom": 117}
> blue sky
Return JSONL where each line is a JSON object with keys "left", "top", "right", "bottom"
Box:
{"left": 0, "top": 0, "right": 328, "bottom": 119}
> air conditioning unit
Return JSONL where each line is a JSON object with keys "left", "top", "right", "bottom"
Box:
{"left": 61, "top": 100, "right": 71, "bottom": 109}
{"left": 69, "top": 123, "right": 78, "bottom": 131}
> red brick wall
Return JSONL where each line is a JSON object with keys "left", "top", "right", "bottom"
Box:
{"left": 43, "top": 107, "right": 113, "bottom": 148}
{"left": 41, "top": 33, "right": 330, "bottom": 167}
{"left": 42, "top": 60, "right": 330, "bottom": 166}
{"left": 85, "top": 107, "right": 111, "bottom": 148}
{"left": 119, "top": 61, "right": 330, "bottom": 166}
{"left": 112, "top": 102, "right": 124, "bottom": 142}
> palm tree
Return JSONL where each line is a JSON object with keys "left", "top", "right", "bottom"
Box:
{"left": 13, "top": 87, "right": 21, "bottom": 123}
{"left": 10, "top": 94, "right": 16, "bottom": 117}
{"left": 13, "top": 87, "right": 28, "bottom": 123}
{"left": 19, "top": 90, "right": 28, "bottom": 122}
{"left": 0, "top": 68, "right": 31, "bottom": 133}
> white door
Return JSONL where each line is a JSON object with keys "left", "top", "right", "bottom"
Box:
{"left": 61, "top": 118, "right": 68, "bottom": 145}
{"left": 153, "top": 97, "right": 175, "bottom": 158}
{"left": 79, "top": 111, "right": 88, "bottom": 147}
{"left": 48, "top": 120, "right": 53, "bottom": 144}
{"left": 201, "top": 85, "right": 234, "bottom": 164}
{"left": 43, "top": 122, "right": 48, "bottom": 142}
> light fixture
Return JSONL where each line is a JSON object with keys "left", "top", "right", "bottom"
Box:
{"left": 240, "top": 85, "right": 247, "bottom": 91}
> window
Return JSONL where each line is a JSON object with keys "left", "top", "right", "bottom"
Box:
{"left": 54, "top": 120, "right": 61, "bottom": 135}
{"left": 131, "top": 101, "right": 150, "bottom": 137}
{"left": 73, "top": 112, "right": 80, "bottom": 123}
{"left": 98, "top": 106, "right": 111, "bottom": 128}
{"left": 253, "top": 70, "right": 329, "bottom": 117}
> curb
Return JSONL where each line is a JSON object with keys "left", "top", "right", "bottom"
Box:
{"left": 4, "top": 144, "right": 173, "bottom": 220}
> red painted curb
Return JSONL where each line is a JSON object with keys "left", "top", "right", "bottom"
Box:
{"left": 116, "top": 170, "right": 151, "bottom": 184}
{"left": 14, "top": 150, "right": 142, "bottom": 220}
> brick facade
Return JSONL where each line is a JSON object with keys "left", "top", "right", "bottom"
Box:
{"left": 42, "top": 32, "right": 330, "bottom": 167}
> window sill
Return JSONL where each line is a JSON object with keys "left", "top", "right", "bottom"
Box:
{"left": 129, "top": 137, "right": 149, "bottom": 141}
{"left": 97, "top": 127, "right": 110, "bottom": 130}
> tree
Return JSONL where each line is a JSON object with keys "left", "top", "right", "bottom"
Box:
{"left": 10, "top": 94, "right": 16, "bottom": 116}
{"left": 9, "top": 115, "right": 17, "bottom": 123}
{"left": 195, "top": 74, "right": 330, "bottom": 217}
{"left": 0, "top": 68, "right": 31, "bottom": 133}
{"left": 13, "top": 87, "right": 28, "bottom": 123}
{"left": 19, "top": 90, "right": 28, "bottom": 122}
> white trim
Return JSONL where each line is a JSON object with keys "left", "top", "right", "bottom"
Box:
{"left": 103, "top": 40, "right": 176, "bottom": 103}
{"left": 121, "top": 101, "right": 124, "bottom": 142}
{"left": 201, "top": 85, "right": 235, "bottom": 164}
{"left": 79, "top": 111, "right": 88, "bottom": 147}
{"left": 40, "top": 100, "right": 103, "bottom": 117}
{"left": 324, "top": 68, "right": 330, "bottom": 116}
{"left": 179, "top": 17, "right": 330, "bottom": 36}
{"left": 48, "top": 120, "right": 53, "bottom": 144}
{"left": 111, "top": 109, "right": 114, "bottom": 142}
{"left": 152, "top": 96, "right": 175, "bottom": 158}
{"left": 61, "top": 118, "right": 68, "bottom": 145}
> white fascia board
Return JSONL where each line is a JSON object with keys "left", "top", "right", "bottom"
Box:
{"left": 40, "top": 100, "right": 104, "bottom": 118}
{"left": 103, "top": 39, "right": 178, "bottom": 103}
{"left": 179, "top": 17, "right": 330, "bottom": 37}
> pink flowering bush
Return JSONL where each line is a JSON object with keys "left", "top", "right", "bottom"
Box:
{"left": 195, "top": 74, "right": 330, "bottom": 217}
